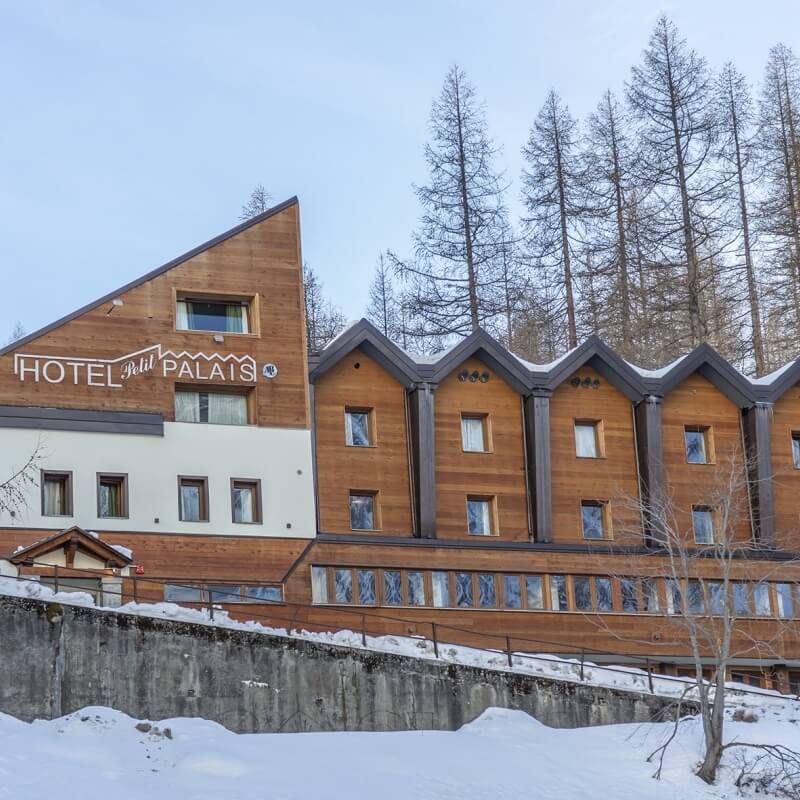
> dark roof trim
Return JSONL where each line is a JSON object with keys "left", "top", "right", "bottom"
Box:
{"left": 0, "top": 405, "right": 164, "bottom": 436}
{"left": 657, "top": 343, "right": 755, "bottom": 407}
{"left": 540, "top": 335, "right": 645, "bottom": 401}
{"left": 763, "top": 358, "right": 800, "bottom": 403}
{"left": 428, "top": 329, "right": 532, "bottom": 394}
{"left": 309, "top": 319, "right": 421, "bottom": 387}
{"left": 0, "top": 197, "right": 300, "bottom": 358}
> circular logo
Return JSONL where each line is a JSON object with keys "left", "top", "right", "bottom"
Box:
{"left": 262, "top": 363, "right": 278, "bottom": 379}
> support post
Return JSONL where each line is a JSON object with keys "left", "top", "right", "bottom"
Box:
{"left": 742, "top": 402, "right": 775, "bottom": 548}
{"left": 409, "top": 383, "right": 437, "bottom": 538}
{"left": 524, "top": 393, "right": 552, "bottom": 542}
{"left": 635, "top": 396, "right": 666, "bottom": 546}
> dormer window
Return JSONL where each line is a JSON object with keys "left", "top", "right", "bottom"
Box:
{"left": 176, "top": 296, "right": 251, "bottom": 334}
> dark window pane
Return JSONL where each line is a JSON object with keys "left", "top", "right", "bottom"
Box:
{"left": 596, "top": 578, "right": 613, "bottom": 611}
{"left": 407, "top": 572, "right": 425, "bottom": 606}
{"left": 346, "top": 412, "right": 370, "bottom": 446}
{"left": 793, "top": 436, "right": 800, "bottom": 469}
{"left": 165, "top": 584, "right": 202, "bottom": 602}
{"left": 208, "top": 584, "right": 240, "bottom": 603}
{"left": 733, "top": 583, "right": 751, "bottom": 615}
{"left": 456, "top": 573, "right": 473, "bottom": 607}
{"left": 358, "top": 570, "right": 376, "bottom": 605}
{"left": 667, "top": 579, "right": 683, "bottom": 615}
{"left": 573, "top": 576, "right": 592, "bottom": 610}
{"left": 525, "top": 576, "right": 544, "bottom": 609}
{"left": 685, "top": 430, "right": 707, "bottom": 463}
{"left": 692, "top": 509, "right": 714, "bottom": 544}
{"left": 334, "top": 569, "right": 353, "bottom": 603}
{"left": 478, "top": 574, "right": 496, "bottom": 607}
{"left": 383, "top": 571, "right": 402, "bottom": 605}
{"left": 687, "top": 580, "right": 704, "bottom": 614}
{"left": 350, "top": 494, "right": 375, "bottom": 530}
{"left": 503, "top": 575, "right": 521, "bottom": 609}
{"left": 707, "top": 582, "right": 725, "bottom": 615}
{"left": 178, "top": 300, "right": 247, "bottom": 333}
{"left": 581, "top": 503, "right": 605, "bottom": 539}
{"left": 244, "top": 585, "right": 282, "bottom": 603}
{"left": 621, "top": 578, "right": 638, "bottom": 612}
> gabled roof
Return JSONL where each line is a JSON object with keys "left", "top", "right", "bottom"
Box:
{"left": 655, "top": 343, "right": 755, "bottom": 407}
{"left": 427, "top": 328, "right": 532, "bottom": 394}
{"left": 9, "top": 526, "right": 132, "bottom": 568}
{"left": 538, "top": 335, "right": 645, "bottom": 401}
{"left": 0, "top": 197, "right": 299, "bottom": 359}
{"left": 309, "top": 319, "right": 421, "bottom": 387}
{"left": 759, "top": 358, "right": 800, "bottom": 404}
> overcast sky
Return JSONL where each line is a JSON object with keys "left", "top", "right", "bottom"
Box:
{"left": 1, "top": 0, "right": 798, "bottom": 340}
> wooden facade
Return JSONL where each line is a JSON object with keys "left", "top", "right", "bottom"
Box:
{"left": 2, "top": 197, "right": 800, "bottom": 685}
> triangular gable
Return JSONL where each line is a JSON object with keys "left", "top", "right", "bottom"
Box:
{"left": 428, "top": 329, "right": 532, "bottom": 394}
{"left": 0, "top": 197, "right": 299, "bottom": 358}
{"left": 309, "top": 319, "right": 421, "bottom": 387}
{"left": 539, "top": 335, "right": 645, "bottom": 401}
{"left": 656, "top": 343, "right": 754, "bottom": 408}
{"left": 9, "top": 526, "right": 132, "bottom": 568}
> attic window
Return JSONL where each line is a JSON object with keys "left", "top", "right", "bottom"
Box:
{"left": 176, "top": 296, "right": 251, "bottom": 334}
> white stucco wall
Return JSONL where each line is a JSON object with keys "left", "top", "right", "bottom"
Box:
{"left": 0, "top": 422, "right": 316, "bottom": 538}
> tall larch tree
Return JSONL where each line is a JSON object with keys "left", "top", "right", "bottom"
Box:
{"left": 239, "top": 184, "right": 272, "bottom": 221}
{"left": 627, "top": 16, "right": 721, "bottom": 352}
{"left": 303, "top": 263, "right": 346, "bottom": 353}
{"left": 390, "top": 65, "right": 508, "bottom": 345}
{"left": 521, "top": 90, "right": 582, "bottom": 350}
{"left": 367, "top": 253, "right": 405, "bottom": 346}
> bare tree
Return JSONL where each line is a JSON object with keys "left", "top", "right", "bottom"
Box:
{"left": 303, "top": 263, "right": 346, "bottom": 353}
{"left": 366, "top": 253, "right": 403, "bottom": 344}
{"left": 5, "top": 322, "right": 26, "bottom": 347}
{"left": 391, "top": 64, "right": 509, "bottom": 344}
{"left": 239, "top": 184, "right": 273, "bottom": 221}
{"left": 0, "top": 444, "right": 42, "bottom": 520}
{"left": 521, "top": 90, "right": 583, "bottom": 350}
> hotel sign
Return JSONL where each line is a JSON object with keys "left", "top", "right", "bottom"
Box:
{"left": 13, "top": 344, "right": 262, "bottom": 388}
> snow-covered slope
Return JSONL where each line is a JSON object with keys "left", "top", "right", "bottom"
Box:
{"left": 0, "top": 704, "right": 798, "bottom": 800}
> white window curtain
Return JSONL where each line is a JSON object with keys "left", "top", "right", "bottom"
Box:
{"left": 233, "top": 486, "right": 253, "bottom": 523}
{"left": 574, "top": 424, "right": 597, "bottom": 457}
{"left": 311, "top": 567, "right": 328, "bottom": 604}
{"left": 176, "top": 300, "right": 190, "bottom": 331}
{"left": 432, "top": 572, "right": 449, "bottom": 607}
{"left": 181, "top": 485, "right": 201, "bottom": 521}
{"left": 225, "top": 303, "right": 248, "bottom": 334}
{"left": 175, "top": 391, "right": 200, "bottom": 422}
{"left": 43, "top": 480, "right": 62, "bottom": 516}
{"left": 461, "top": 417, "right": 485, "bottom": 452}
{"left": 208, "top": 393, "right": 247, "bottom": 425}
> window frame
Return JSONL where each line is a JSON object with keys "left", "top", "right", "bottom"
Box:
{"left": 574, "top": 419, "right": 604, "bottom": 459}
{"left": 344, "top": 407, "right": 375, "bottom": 448}
{"left": 580, "top": 499, "right": 610, "bottom": 540}
{"left": 174, "top": 290, "right": 258, "bottom": 336}
{"left": 96, "top": 472, "right": 129, "bottom": 520}
{"left": 230, "top": 478, "right": 263, "bottom": 525}
{"left": 349, "top": 490, "right": 380, "bottom": 531}
{"left": 174, "top": 385, "right": 252, "bottom": 426}
{"left": 460, "top": 413, "right": 491, "bottom": 454}
{"left": 40, "top": 470, "right": 73, "bottom": 517}
{"left": 691, "top": 505, "right": 715, "bottom": 545}
{"left": 792, "top": 432, "right": 800, "bottom": 469}
{"left": 177, "top": 475, "right": 210, "bottom": 523}
{"left": 466, "top": 495, "right": 497, "bottom": 536}
{"left": 684, "top": 425, "right": 714, "bottom": 465}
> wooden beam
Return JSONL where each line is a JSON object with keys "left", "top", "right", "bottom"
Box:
{"left": 742, "top": 402, "right": 775, "bottom": 548}
{"left": 525, "top": 394, "right": 552, "bottom": 543}
{"left": 409, "top": 384, "right": 437, "bottom": 538}
{"left": 634, "top": 396, "right": 666, "bottom": 546}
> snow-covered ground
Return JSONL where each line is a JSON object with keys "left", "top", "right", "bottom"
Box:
{"left": 1, "top": 703, "right": 799, "bottom": 799}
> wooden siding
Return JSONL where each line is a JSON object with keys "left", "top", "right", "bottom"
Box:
{"left": 661, "top": 373, "right": 752, "bottom": 543}
{"left": 549, "top": 366, "right": 641, "bottom": 544}
{"left": 434, "top": 357, "right": 529, "bottom": 540}
{"left": 0, "top": 204, "right": 309, "bottom": 429}
{"left": 313, "top": 351, "right": 414, "bottom": 535}
{"left": 771, "top": 386, "right": 800, "bottom": 550}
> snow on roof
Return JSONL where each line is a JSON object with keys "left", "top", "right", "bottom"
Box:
{"left": 750, "top": 358, "right": 798, "bottom": 386}
{"left": 624, "top": 353, "right": 687, "bottom": 379}
{"left": 324, "top": 320, "right": 362, "bottom": 349}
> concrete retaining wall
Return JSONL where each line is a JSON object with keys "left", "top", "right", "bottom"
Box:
{"left": 0, "top": 595, "right": 688, "bottom": 732}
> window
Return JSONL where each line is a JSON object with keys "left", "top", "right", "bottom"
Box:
{"left": 503, "top": 575, "right": 522, "bottom": 609}
{"left": 345, "top": 409, "right": 372, "bottom": 447}
{"left": 175, "top": 389, "right": 248, "bottom": 425}
{"left": 621, "top": 578, "right": 638, "bottom": 613}
{"left": 776, "top": 583, "right": 794, "bottom": 619}
{"left": 244, "top": 585, "right": 283, "bottom": 603}
{"left": 456, "top": 573, "right": 473, "bottom": 607}
{"left": 467, "top": 496, "right": 494, "bottom": 536}
{"left": 550, "top": 575, "right": 569, "bottom": 611}
{"left": 461, "top": 415, "right": 488, "bottom": 453}
{"left": 642, "top": 578, "right": 660, "bottom": 613}
{"left": 207, "top": 584, "right": 239, "bottom": 603}
{"left": 334, "top": 569, "right": 353, "bottom": 603}
{"left": 708, "top": 582, "right": 726, "bottom": 615}
{"left": 573, "top": 576, "right": 592, "bottom": 611}
{"left": 574, "top": 421, "right": 602, "bottom": 458}
{"left": 685, "top": 426, "right": 711, "bottom": 464}
{"left": 349, "top": 492, "right": 377, "bottom": 530}
{"left": 733, "top": 582, "right": 752, "bottom": 616}
{"left": 383, "top": 571, "right": 402, "bottom": 605}
{"left": 581, "top": 501, "right": 607, "bottom": 539}
{"left": 358, "top": 570, "right": 377, "bottom": 605}
{"left": 178, "top": 477, "right": 209, "bottom": 522}
{"left": 754, "top": 583, "right": 772, "bottom": 616}
{"left": 525, "top": 576, "right": 544, "bottom": 609}
{"left": 176, "top": 296, "right": 250, "bottom": 334}
{"left": 97, "top": 473, "right": 127, "bottom": 519}
{"left": 41, "top": 470, "right": 72, "bottom": 517}
{"left": 687, "top": 580, "right": 705, "bottom": 614}
{"left": 666, "top": 578, "right": 683, "bottom": 615}
{"left": 692, "top": 506, "right": 714, "bottom": 544}
{"left": 164, "top": 583, "right": 203, "bottom": 603}
{"left": 432, "top": 572, "right": 450, "bottom": 608}
{"left": 311, "top": 566, "right": 328, "bottom": 604}
{"left": 478, "top": 574, "right": 496, "bottom": 608}
{"left": 407, "top": 572, "right": 425, "bottom": 606}
{"left": 595, "top": 578, "right": 613, "bottom": 611}
{"left": 792, "top": 433, "right": 800, "bottom": 468}
{"left": 231, "top": 479, "right": 262, "bottom": 524}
